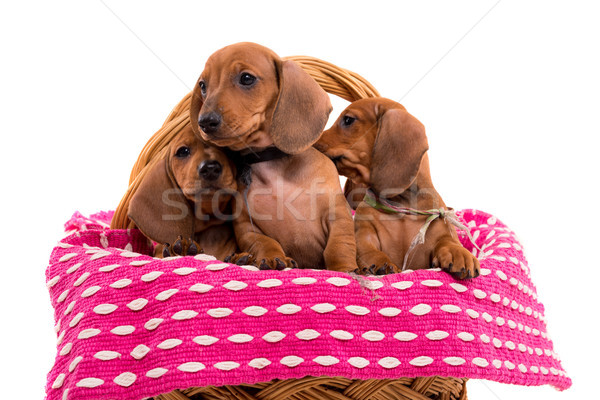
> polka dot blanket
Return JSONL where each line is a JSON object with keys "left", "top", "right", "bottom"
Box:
{"left": 45, "top": 210, "right": 571, "bottom": 400}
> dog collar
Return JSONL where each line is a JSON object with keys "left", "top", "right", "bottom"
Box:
{"left": 237, "top": 147, "right": 289, "bottom": 186}
{"left": 363, "top": 189, "right": 481, "bottom": 270}
{"left": 240, "top": 146, "right": 289, "bottom": 165}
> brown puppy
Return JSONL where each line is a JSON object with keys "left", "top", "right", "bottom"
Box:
{"left": 128, "top": 125, "right": 238, "bottom": 260}
{"left": 315, "top": 97, "right": 480, "bottom": 279}
{"left": 190, "top": 42, "right": 357, "bottom": 272}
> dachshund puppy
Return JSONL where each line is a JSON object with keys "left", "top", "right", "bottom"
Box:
{"left": 315, "top": 97, "right": 480, "bottom": 279}
{"left": 190, "top": 42, "right": 357, "bottom": 272}
{"left": 128, "top": 125, "right": 238, "bottom": 260}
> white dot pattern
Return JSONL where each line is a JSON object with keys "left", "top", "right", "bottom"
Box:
{"left": 44, "top": 209, "right": 571, "bottom": 399}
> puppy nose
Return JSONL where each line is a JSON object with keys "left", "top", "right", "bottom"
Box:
{"left": 198, "top": 160, "right": 223, "bottom": 181}
{"left": 198, "top": 112, "right": 222, "bottom": 134}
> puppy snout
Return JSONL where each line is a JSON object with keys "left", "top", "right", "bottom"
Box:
{"left": 198, "top": 160, "right": 223, "bottom": 181}
{"left": 198, "top": 112, "right": 222, "bottom": 134}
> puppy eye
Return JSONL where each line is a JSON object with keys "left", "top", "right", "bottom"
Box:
{"left": 199, "top": 81, "right": 207, "bottom": 95}
{"left": 342, "top": 116, "right": 356, "bottom": 126}
{"left": 175, "top": 146, "right": 191, "bottom": 158}
{"left": 239, "top": 73, "right": 256, "bottom": 86}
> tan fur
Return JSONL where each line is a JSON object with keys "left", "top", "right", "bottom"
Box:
{"left": 315, "top": 97, "right": 480, "bottom": 279}
{"left": 128, "top": 125, "right": 238, "bottom": 259}
{"left": 189, "top": 42, "right": 357, "bottom": 271}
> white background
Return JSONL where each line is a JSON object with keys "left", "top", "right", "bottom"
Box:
{"left": 1, "top": 1, "right": 598, "bottom": 398}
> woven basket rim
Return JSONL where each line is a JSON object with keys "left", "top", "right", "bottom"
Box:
{"left": 154, "top": 375, "right": 468, "bottom": 400}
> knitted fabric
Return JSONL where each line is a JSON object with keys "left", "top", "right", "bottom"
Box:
{"left": 45, "top": 210, "right": 571, "bottom": 400}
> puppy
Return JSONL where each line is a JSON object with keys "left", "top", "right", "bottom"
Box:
{"left": 315, "top": 97, "right": 480, "bottom": 279}
{"left": 190, "top": 42, "right": 357, "bottom": 272}
{"left": 128, "top": 125, "right": 238, "bottom": 260}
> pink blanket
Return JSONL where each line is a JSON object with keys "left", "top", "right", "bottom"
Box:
{"left": 46, "top": 210, "right": 571, "bottom": 400}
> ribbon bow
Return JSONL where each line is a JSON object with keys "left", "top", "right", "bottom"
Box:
{"left": 363, "top": 189, "right": 481, "bottom": 271}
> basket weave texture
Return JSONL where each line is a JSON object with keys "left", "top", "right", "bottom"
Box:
{"left": 156, "top": 376, "right": 467, "bottom": 400}
{"left": 111, "top": 56, "right": 467, "bottom": 400}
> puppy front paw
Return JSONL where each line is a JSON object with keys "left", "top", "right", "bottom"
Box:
{"left": 162, "top": 236, "right": 202, "bottom": 257}
{"left": 357, "top": 251, "right": 398, "bottom": 275}
{"left": 355, "top": 263, "right": 398, "bottom": 276}
{"left": 224, "top": 252, "right": 256, "bottom": 266}
{"left": 257, "top": 256, "right": 298, "bottom": 271}
{"left": 433, "top": 242, "right": 480, "bottom": 280}
{"left": 224, "top": 252, "right": 297, "bottom": 270}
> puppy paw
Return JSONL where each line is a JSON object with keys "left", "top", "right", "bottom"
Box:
{"left": 355, "top": 263, "right": 398, "bottom": 276}
{"left": 357, "top": 251, "right": 398, "bottom": 275}
{"left": 373, "top": 263, "right": 398, "bottom": 275}
{"left": 433, "top": 243, "right": 480, "bottom": 280}
{"left": 162, "top": 236, "right": 202, "bottom": 257}
{"left": 327, "top": 263, "right": 360, "bottom": 273}
{"left": 224, "top": 252, "right": 256, "bottom": 266}
{"left": 257, "top": 257, "right": 297, "bottom": 271}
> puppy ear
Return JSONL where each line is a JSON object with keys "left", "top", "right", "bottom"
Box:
{"left": 128, "top": 158, "right": 195, "bottom": 244}
{"left": 370, "top": 108, "right": 429, "bottom": 197}
{"left": 270, "top": 60, "right": 332, "bottom": 154}
{"left": 190, "top": 83, "right": 204, "bottom": 138}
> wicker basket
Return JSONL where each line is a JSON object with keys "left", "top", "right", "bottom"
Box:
{"left": 111, "top": 56, "right": 468, "bottom": 400}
